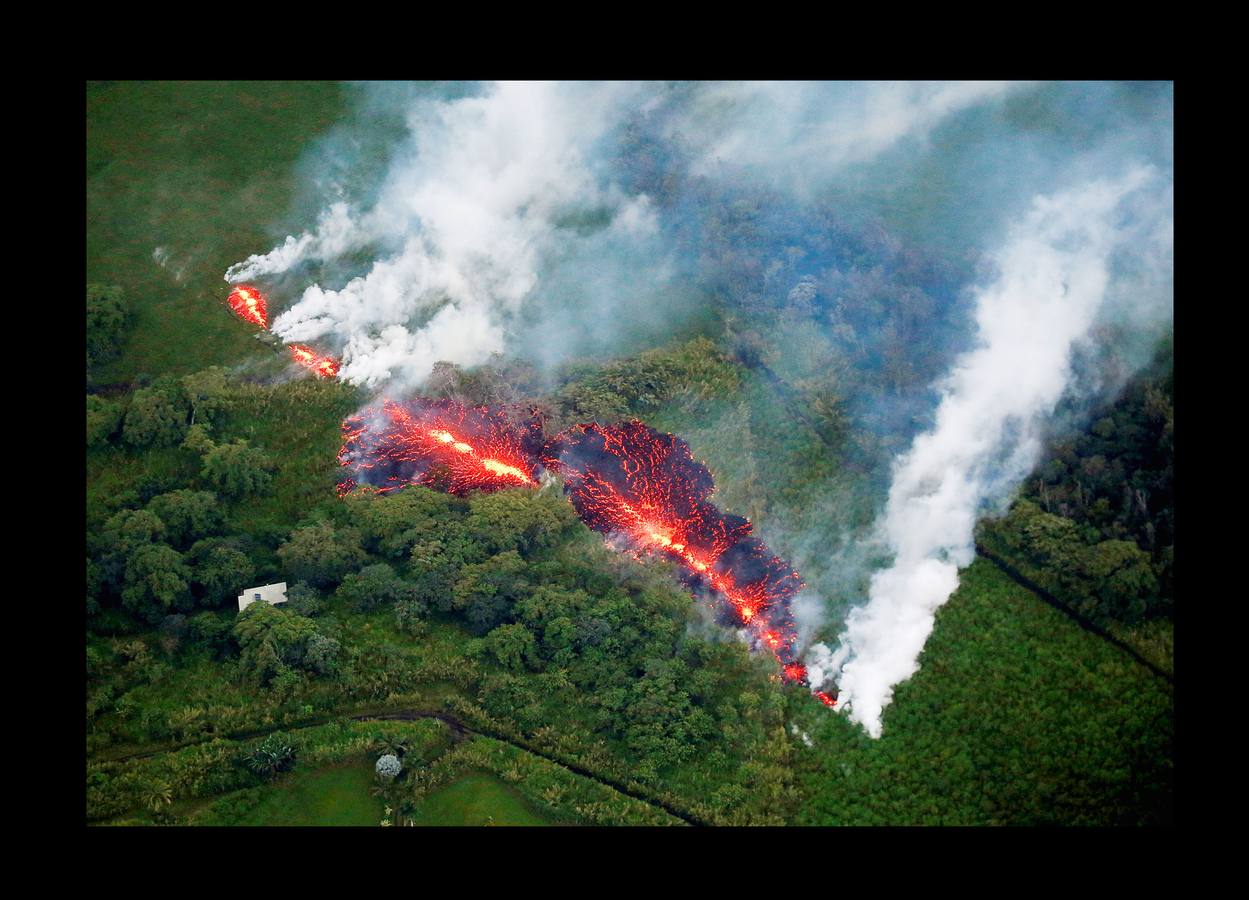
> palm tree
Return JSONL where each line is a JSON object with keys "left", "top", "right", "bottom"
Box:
{"left": 370, "top": 732, "right": 407, "bottom": 757}
{"left": 245, "top": 734, "right": 296, "bottom": 781}
{"left": 143, "top": 784, "right": 173, "bottom": 816}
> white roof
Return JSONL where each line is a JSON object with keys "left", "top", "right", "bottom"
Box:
{"left": 238, "top": 582, "right": 289, "bottom": 612}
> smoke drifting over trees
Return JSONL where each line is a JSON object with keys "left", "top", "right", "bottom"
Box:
{"left": 805, "top": 167, "right": 1172, "bottom": 736}
{"left": 226, "top": 81, "right": 1173, "bottom": 737}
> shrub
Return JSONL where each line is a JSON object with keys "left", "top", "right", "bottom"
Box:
{"left": 376, "top": 754, "right": 402, "bottom": 780}
{"left": 244, "top": 733, "right": 297, "bottom": 781}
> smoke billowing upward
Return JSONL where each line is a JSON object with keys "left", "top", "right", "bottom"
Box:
{"left": 227, "top": 81, "right": 1173, "bottom": 734}
{"left": 226, "top": 82, "right": 664, "bottom": 390}
{"left": 223, "top": 81, "right": 1041, "bottom": 393}
{"left": 805, "top": 165, "right": 1173, "bottom": 737}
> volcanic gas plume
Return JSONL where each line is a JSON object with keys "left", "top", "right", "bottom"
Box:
{"left": 225, "top": 284, "right": 343, "bottom": 379}
{"left": 543, "top": 420, "right": 834, "bottom": 704}
{"left": 338, "top": 398, "right": 541, "bottom": 497}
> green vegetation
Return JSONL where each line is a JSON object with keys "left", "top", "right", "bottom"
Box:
{"left": 219, "top": 762, "right": 384, "bottom": 826}
{"left": 86, "top": 283, "right": 130, "bottom": 375}
{"left": 87, "top": 82, "right": 1171, "bottom": 827}
{"left": 977, "top": 339, "right": 1174, "bottom": 671}
{"left": 87, "top": 81, "right": 348, "bottom": 383}
{"left": 404, "top": 773, "right": 550, "bottom": 826}
{"left": 790, "top": 561, "right": 1172, "bottom": 825}
{"left": 1013, "top": 339, "right": 1174, "bottom": 611}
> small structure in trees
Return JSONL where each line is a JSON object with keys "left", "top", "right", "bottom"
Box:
{"left": 237, "top": 582, "right": 288, "bottom": 612}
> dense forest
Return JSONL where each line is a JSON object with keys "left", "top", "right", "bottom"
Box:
{"left": 86, "top": 289, "right": 1173, "bottom": 825}
{"left": 86, "top": 81, "right": 1172, "bottom": 827}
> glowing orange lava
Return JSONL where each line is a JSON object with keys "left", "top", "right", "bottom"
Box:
{"left": 338, "top": 399, "right": 540, "bottom": 496}
{"left": 289, "top": 344, "right": 341, "bottom": 379}
{"left": 335, "top": 402, "right": 838, "bottom": 709}
{"left": 544, "top": 420, "right": 813, "bottom": 689}
{"left": 227, "top": 285, "right": 268, "bottom": 329}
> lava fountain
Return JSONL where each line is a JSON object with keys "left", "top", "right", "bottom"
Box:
{"left": 289, "top": 344, "right": 342, "bottom": 379}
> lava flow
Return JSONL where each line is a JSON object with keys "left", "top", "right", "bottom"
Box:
{"left": 543, "top": 420, "right": 825, "bottom": 696}
{"left": 227, "top": 285, "right": 268, "bottom": 329}
{"left": 289, "top": 344, "right": 341, "bottom": 380}
{"left": 338, "top": 398, "right": 540, "bottom": 497}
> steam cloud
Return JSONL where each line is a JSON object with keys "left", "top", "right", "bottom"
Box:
{"left": 674, "top": 81, "right": 1021, "bottom": 185}
{"left": 224, "top": 81, "right": 1026, "bottom": 391}
{"left": 805, "top": 165, "right": 1173, "bottom": 738}
{"left": 225, "top": 82, "right": 1172, "bottom": 734}
{"left": 226, "top": 81, "right": 660, "bottom": 389}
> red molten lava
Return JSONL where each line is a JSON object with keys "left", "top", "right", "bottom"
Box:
{"left": 543, "top": 420, "right": 810, "bottom": 688}
{"left": 289, "top": 344, "right": 341, "bottom": 379}
{"left": 338, "top": 398, "right": 540, "bottom": 497}
{"left": 227, "top": 285, "right": 268, "bottom": 329}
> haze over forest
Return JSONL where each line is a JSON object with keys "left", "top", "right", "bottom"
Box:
{"left": 86, "top": 81, "right": 1173, "bottom": 826}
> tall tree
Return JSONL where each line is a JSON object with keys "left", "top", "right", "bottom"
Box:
{"left": 146, "top": 490, "right": 223, "bottom": 550}
{"left": 123, "top": 377, "right": 190, "bottom": 448}
{"left": 86, "top": 283, "right": 129, "bottom": 372}
{"left": 277, "top": 522, "right": 367, "bottom": 589}
{"left": 201, "top": 440, "right": 275, "bottom": 498}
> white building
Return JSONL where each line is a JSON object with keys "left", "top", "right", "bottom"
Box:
{"left": 238, "top": 582, "right": 289, "bottom": 612}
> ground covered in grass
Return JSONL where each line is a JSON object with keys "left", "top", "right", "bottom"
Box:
{"left": 87, "top": 81, "right": 1173, "bottom": 827}
{"left": 218, "top": 760, "right": 383, "bottom": 826}
{"left": 405, "top": 773, "right": 552, "bottom": 826}
{"left": 787, "top": 560, "right": 1173, "bottom": 825}
{"left": 87, "top": 81, "right": 348, "bottom": 383}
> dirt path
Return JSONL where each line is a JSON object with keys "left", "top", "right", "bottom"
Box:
{"left": 92, "top": 705, "right": 703, "bottom": 826}
{"left": 353, "top": 710, "right": 705, "bottom": 826}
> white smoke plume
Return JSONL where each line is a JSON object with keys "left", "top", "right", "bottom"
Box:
{"left": 674, "top": 81, "right": 1023, "bottom": 188}
{"left": 224, "top": 81, "right": 660, "bottom": 390}
{"left": 805, "top": 164, "right": 1171, "bottom": 738}
{"left": 226, "top": 81, "right": 1033, "bottom": 391}
{"left": 225, "top": 202, "right": 362, "bottom": 283}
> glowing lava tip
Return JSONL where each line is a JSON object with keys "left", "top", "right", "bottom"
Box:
{"left": 289, "top": 344, "right": 341, "bottom": 379}
{"left": 227, "top": 285, "right": 268, "bottom": 329}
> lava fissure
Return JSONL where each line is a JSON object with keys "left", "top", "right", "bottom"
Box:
{"left": 338, "top": 398, "right": 540, "bottom": 497}
{"left": 225, "top": 281, "right": 833, "bottom": 705}
{"left": 225, "top": 284, "right": 343, "bottom": 380}
{"left": 289, "top": 344, "right": 341, "bottom": 379}
{"left": 227, "top": 285, "right": 268, "bottom": 329}
{"left": 542, "top": 421, "right": 824, "bottom": 696}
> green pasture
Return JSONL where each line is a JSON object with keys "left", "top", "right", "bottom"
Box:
{"left": 87, "top": 80, "right": 347, "bottom": 383}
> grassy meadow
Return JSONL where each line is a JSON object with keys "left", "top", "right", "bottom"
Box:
{"left": 86, "top": 81, "right": 1172, "bottom": 827}
{"left": 87, "top": 81, "right": 347, "bottom": 383}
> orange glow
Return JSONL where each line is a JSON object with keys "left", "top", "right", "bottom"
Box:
{"left": 227, "top": 285, "right": 268, "bottom": 329}
{"left": 543, "top": 420, "right": 820, "bottom": 696}
{"left": 289, "top": 344, "right": 341, "bottom": 379}
{"left": 339, "top": 399, "right": 539, "bottom": 498}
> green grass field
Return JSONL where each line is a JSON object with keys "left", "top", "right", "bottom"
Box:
{"left": 87, "top": 81, "right": 347, "bottom": 383}
{"left": 405, "top": 773, "right": 552, "bottom": 826}
{"left": 209, "top": 760, "right": 383, "bottom": 826}
{"left": 789, "top": 559, "right": 1174, "bottom": 825}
